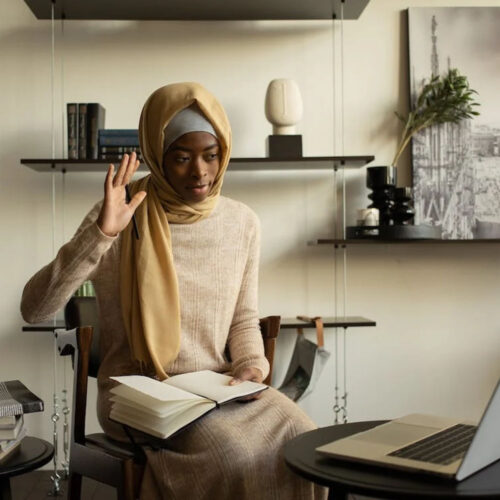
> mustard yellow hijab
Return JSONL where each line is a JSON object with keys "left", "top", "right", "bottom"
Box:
{"left": 120, "top": 82, "right": 232, "bottom": 380}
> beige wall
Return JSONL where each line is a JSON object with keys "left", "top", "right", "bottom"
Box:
{"left": 1, "top": 0, "right": 500, "bottom": 456}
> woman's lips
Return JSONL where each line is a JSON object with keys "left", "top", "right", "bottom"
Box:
{"left": 187, "top": 184, "right": 209, "bottom": 196}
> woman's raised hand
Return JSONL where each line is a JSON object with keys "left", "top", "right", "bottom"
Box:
{"left": 96, "top": 152, "right": 147, "bottom": 237}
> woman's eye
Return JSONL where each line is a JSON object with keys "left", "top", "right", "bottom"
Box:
{"left": 206, "top": 153, "right": 219, "bottom": 161}
{"left": 175, "top": 156, "right": 190, "bottom": 163}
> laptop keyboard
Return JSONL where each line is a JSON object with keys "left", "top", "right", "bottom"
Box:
{"left": 388, "top": 424, "right": 477, "bottom": 465}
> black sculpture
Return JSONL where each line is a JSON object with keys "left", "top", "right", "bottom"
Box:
{"left": 366, "top": 166, "right": 396, "bottom": 226}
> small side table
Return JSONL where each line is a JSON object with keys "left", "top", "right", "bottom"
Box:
{"left": 0, "top": 437, "right": 54, "bottom": 500}
{"left": 284, "top": 421, "right": 500, "bottom": 499}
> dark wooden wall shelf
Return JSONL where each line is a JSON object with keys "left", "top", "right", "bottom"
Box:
{"left": 22, "top": 321, "right": 66, "bottom": 332}
{"left": 20, "top": 156, "right": 374, "bottom": 173}
{"left": 24, "top": 317, "right": 375, "bottom": 333}
{"left": 310, "top": 238, "right": 500, "bottom": 245}
{"left": 281, "top": 316, "right": 375, "bottom": 329}
{"left": 23, "top": 0, "right": 370, "bottom": 21}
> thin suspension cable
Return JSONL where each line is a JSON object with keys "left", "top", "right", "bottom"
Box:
{"left": 340, "top": 0, "right": 349, "bottom": 424}
{"left": 340, "top": 0, "right": 346, "bottom": 242}
{"left": 60, "top": 15, "right": 65, "bottom": 162}
{"left": 50, "top": 0, "right": 57, "bottom": 381}
{"left": 50, "top": 2, "right": 61, "bottom": 495}
{"left": 331, "top": 12, "right": 340, "bottom": 424}
{"left": 340, "top": 1, "right": 346, "bottom": 310}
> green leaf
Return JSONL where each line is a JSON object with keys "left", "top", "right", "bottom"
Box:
{"left": 392, "top": 67, "right": 480, "bottom": 164}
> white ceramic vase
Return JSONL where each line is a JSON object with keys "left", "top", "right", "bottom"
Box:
{"left": 265, "top": 79, "right": 303, "bottom": 135}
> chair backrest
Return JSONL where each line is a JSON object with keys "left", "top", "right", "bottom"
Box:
{"left": 65, "top": 296, "right": 101, "bottom": 378}
{"left": 64, "top": 296, "right": 280, "bottom": 383}
{"left": 259, "top": 316, "right": 281, "bottom": 385}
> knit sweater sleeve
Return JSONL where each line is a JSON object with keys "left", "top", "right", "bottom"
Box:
{"left": 227, "top": 211, "right": 270, "bottom": 380}
{"left": 20, "top": 201, "right": 116, "bottom": 324}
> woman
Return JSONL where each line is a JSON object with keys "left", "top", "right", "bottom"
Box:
{"left": 21, "top": 82, "right": 326, "bottom": 499}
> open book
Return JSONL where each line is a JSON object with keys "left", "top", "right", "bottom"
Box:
{"left": 109, "top": 370, "right": 267, "bottom": 440}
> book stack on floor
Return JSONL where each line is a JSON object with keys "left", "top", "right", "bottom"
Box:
{"left": 0, "top": 380, "right": 44, "bottom": 463}
{"left": 67, "top": 103, "right": 106, "bottom": 159}
{"left": 98, "top": 129, "right": 142, "bottom": 161}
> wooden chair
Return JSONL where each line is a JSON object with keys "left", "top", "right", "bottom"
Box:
{"left": 58, "top": 296, "right": 280, "bottom": 500}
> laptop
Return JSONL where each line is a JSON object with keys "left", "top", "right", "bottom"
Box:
{"left": 316, "top": 378, "right": 500, "bottom": 481}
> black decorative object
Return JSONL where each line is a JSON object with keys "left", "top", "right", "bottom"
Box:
{"left": 393, "top": 187, "right": 415, "bottom": 225}
{"left": 366, "top": 166, "right": 396, "bottom": 226}
{"left": 266, "top": 135, "right": 303, "bottom": 159}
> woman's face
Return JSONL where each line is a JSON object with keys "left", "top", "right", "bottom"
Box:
{"left": 162, "top": 131, "right": 221, "bottom": 203}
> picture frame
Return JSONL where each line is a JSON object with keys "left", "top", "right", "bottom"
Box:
{"left": 408, "top": 7, "right": 500, "bottom": 239}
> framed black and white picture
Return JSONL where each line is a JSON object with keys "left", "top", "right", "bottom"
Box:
{"left": 408, "top": 7, "right": 500, "bottom": 239}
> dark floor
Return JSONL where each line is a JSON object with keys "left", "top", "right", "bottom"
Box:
{"left": 9, "top": 471, "right": 372, "bottom": 500}
{"left": 10, "top": 471, "right": 114, "bottom": 500}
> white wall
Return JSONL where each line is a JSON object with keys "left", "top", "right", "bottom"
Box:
{"left": 1, "top": 0, "right": 500, "bottom": 460}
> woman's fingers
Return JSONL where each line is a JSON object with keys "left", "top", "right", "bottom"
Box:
{"left": 113, "top": 154, "right": 130, "bottom": 186}
{"left": 105, "top": 164, "right": 115, "bottom": 193}
{"left": 127, "top": 191, "right": 147, "bottom": 213}
{"left": 123, "top": 152, "right": 140, "bottom": 185}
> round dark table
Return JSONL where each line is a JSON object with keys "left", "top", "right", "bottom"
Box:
{"left": 284, "top": 421, "right": 500, "bottom": 499}
{"left": 0, "top": 437, "right": 54, "bottom": 500}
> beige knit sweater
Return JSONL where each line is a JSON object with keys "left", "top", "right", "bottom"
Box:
{"left": 21, "top": 196, "right": 269, "bottom": 432}
{"left": 21, "top": 196, "right": 326, "bottom": 499}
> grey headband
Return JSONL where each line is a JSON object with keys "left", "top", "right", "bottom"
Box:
{"left": 163, "top": 104, "right": 217, "bottom": 154}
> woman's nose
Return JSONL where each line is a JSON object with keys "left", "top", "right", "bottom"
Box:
{"left": 190, "top": 157, "right": 207, "bottom": 178}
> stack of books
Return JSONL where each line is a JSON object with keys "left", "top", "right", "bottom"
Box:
{"left": 0, "top": 380, "right": 44, "bottom": 462}
{"left": 98, "top": 129, "right": 142, "bottom": 161}
{"left": 67, "top": 103, "right": 106, "bottom": 160}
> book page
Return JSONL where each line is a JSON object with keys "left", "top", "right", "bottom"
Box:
{"left": 110, "top": 400, "right": 215, "bottom": 439}
{"left": 110, "top": 394, "right": 196, "bottom": 419}
{"left": 165, "top": 370, "right": 267, "bottom": 404}
{"left": 110, "top": 375, "right": 207, "bottom": 409}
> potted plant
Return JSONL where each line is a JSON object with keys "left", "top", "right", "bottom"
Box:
{"left": 392, "top": 67, "right": 480, "bottom": 168}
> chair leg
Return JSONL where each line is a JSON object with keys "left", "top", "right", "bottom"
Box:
{"left": 67, "top": 472, "right": 82, "bottom": 500}
{"left": 117, "top": 459, "right": 136, "bottom": 500}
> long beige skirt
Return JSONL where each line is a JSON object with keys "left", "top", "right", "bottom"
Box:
{"left": 139, "top": 387, "right": 328, "bottom": 499}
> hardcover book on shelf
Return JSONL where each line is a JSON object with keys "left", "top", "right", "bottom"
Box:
{"left": 67, "top": 103, "right": 78, "bottom": 159}
{"left": 109, "top": 370, "right": 267, "bottom": 440}
{"left": 87, "top": 103, "right": 106, "bottom": 159}
{"left": 99, "top": 146, "right": 141, "bottom": 154}
{"left": 0, "top": 415, "right": 23, "bottom": 440}
{"left": 0, "top": 380, "right": 44, "bottom": 417}
{"left": 0, "top": 427, "right": 27, "bottom": 463}
{"left": 99, "top": 129, "right": 138, "bottom": 136}
{"left": 78, "top": 103, "right": 88, "bottom": 159}
{"left": 0, "top": 415, "right": 17, "bottom": 428}
{"left": 98, "top": 146, "right": 142, "bottom": 160}
{"left": 98, "top": 129, "right": 139, "bottom": 147}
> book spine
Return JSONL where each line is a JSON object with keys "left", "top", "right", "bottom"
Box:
{"left": 67, "top": 103, "right": 78, "bottom": 160}
{"left": 98, "top": 129, "right": 138, "bottom": 136}
{"left": 78, "top": 103, "right": 88, "bottom": 159}
{"left": 0, "top": 415, "right": 16, "bottom": 426}
{"left": 99, "top": 146, "right": 141, "bottom": 154}
{"left": 0, "top": 381, "right": 44, "bottom": 417}
{"left": 98, "top": 136, "right": 140, "bottom": 147}
{"left": 99, "top": 153, "right": 143, "bottom": 161}
{"left": 87, "top": 103, "right": 106, "bottom": 160}
{"left": 99, "top": 146, "right": 125, "bottom": 154}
